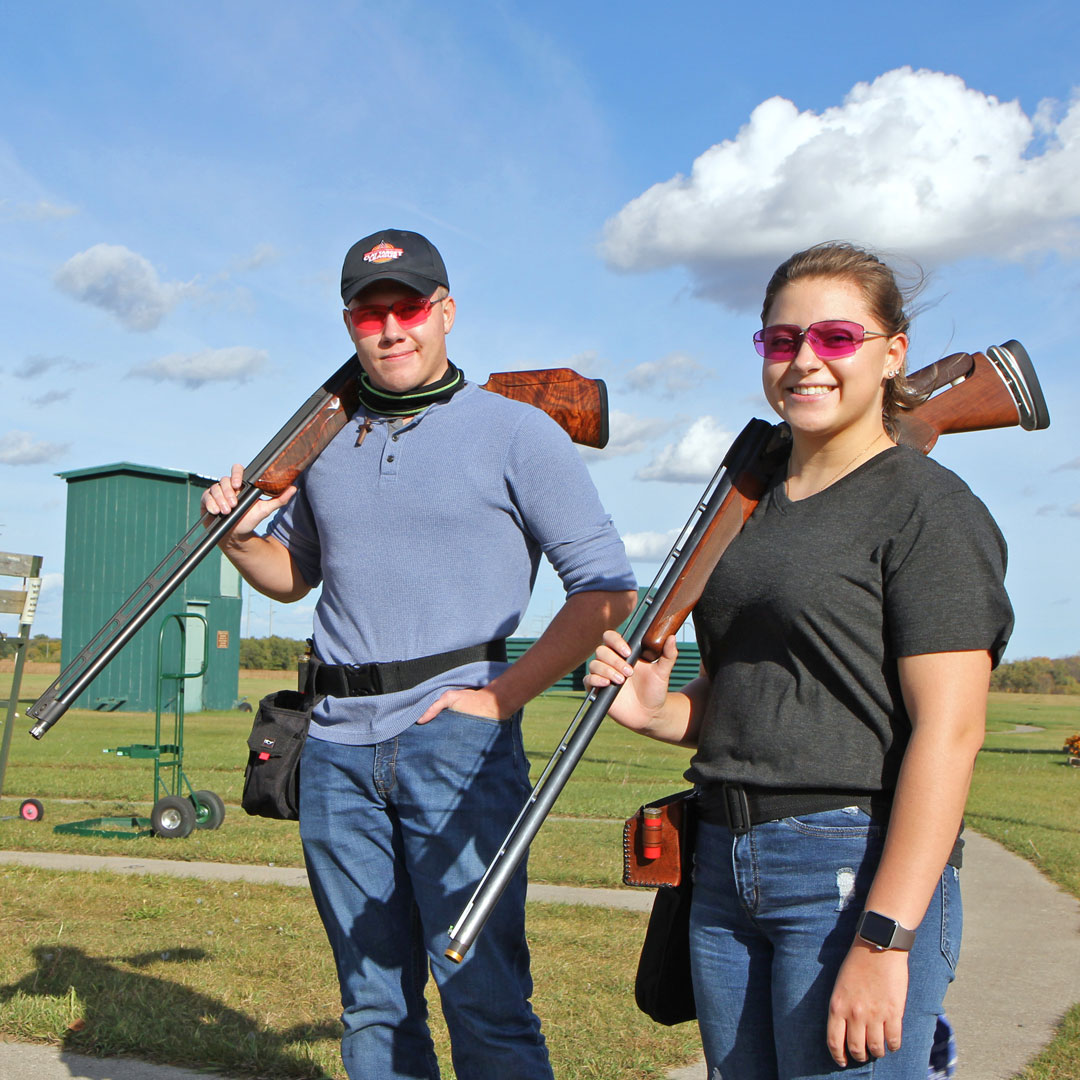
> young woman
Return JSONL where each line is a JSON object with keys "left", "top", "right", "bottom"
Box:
{"left": 587, "top": 243, "right": 1013, "bottom": 1079}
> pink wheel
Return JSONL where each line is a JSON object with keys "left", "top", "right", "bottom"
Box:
{"left": 19, "top": 798, "right": 44, "bottom": 822}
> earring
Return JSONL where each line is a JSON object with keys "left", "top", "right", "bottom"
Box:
{"left": 885, "top": 369, "right": 900, "bottom": 378}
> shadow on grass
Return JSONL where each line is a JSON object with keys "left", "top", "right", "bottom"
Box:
{"left": 0, "top": 944, "right": 339, "bottom": 1079}
{"left": 967, "top": 813, "right": 1080, "bottom": 836}
{"left": 978, "top": 747, "right": 1065, "bottom": 755}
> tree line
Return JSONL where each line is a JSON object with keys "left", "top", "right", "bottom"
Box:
{"left": 0, "top": 634, "right": 307, "bottom": 670}
{"left": 238, "top": 636, "right": 309, "bottom": 670}
{"left": 989, "top": 654, "right": 1080, "bottom": 695}
{"left": 6, "top": 635, "right": 1078, "bottom": 692}
{"left": 0, "top": 635, "right": 62, "bottom": 662}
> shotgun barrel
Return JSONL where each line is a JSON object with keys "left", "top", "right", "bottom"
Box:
{"left": 28, "top": 356, "right": 359, "bottom": 739}
{"left": 445, "top": 338, "right": 1051, "bottom": 963}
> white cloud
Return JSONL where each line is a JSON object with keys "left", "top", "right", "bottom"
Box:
{"left": 602, "top": 68, "right": 1080, "bottom": 307}
{"left": 234, "top": 242, "right": 279, "bottom": 271}
{"left": 561, "top": 350, "right": 605, "bottom": 377}
{"left": 0, "top": 198, "right": 78, "bottom": 221}
{"left": 623, "top": 528, "right": 680, "bottom": 561}
{"left": 54, "top": 243, "right": 194, "bottom": 330}
{"left": 625, "top": 352, "right": 712, "bottom": 397}
{"left": 583, "top": 409, "right": 673, "bottom": 459}
{"left": 637, "top": 415, "right": 733, "bottom": 483}
{"left": 0, "top": 430, "right": 69, "bottom": 465}
{"left": 129, "top": 346, "right": 269, "bottom": 388}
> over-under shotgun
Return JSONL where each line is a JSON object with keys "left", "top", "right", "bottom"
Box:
{"left": 445, "top": 339, "right": 1050, "bottom": 963}
{"left": 27, "top": 360, "right": 608, "bottom": 738}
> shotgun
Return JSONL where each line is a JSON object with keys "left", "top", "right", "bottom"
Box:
{"left": 27, "top": 360, "right": 609, "bottom": 739}
{"left": 445, "top": 339, "right": 1050, "bottom": 963}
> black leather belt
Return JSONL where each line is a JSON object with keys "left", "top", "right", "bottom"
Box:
{"left": 697, "top": 782, "right": 963, "bottom": 866}
{"left": 306, "top": 639, "right": 507, "bottom": 698}
{"left": 698, "top": 782, "right": 892, "bottom": 834}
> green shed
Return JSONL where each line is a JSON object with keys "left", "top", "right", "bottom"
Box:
{"left": 57, "top": 462, "right": 242, "bottom": 713}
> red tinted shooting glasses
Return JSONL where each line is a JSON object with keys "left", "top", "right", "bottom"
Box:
{"left": 348, "top": 293, "right": 445, "bottom": 335}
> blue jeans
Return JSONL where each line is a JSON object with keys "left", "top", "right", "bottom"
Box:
{"left": 299, "top": 709, "right": 553, "bottom": 1080}
{"left": 690, "top": 809, "right": 961, "bottom": 1080}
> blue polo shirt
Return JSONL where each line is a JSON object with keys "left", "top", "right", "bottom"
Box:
{"left": 266, "top": 381, "right": 635, "bottom": 744}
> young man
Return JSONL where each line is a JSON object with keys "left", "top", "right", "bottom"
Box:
{"left": 203, "top": 229, "right": 636, "bottom": 1080}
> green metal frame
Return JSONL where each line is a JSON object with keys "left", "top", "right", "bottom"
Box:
{"left": 54, "top": 612, "right": 210, "bottom": 838}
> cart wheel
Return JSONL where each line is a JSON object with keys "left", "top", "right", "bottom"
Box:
{"left": 19, "top": 798, "right": 44, "bottom": 822}
{"left": 190, "top": 790, "right": 226, "bottom": 830}
{"left": 151, "top": 795, "right": 196, "bottom": 838}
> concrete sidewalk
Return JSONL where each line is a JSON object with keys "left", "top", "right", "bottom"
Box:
{"left": 1, "top": 829, "right": 1078, "bottom": 1079}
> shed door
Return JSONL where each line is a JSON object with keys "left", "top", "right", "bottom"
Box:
{"left": 184, "top": 601, "right": 208, "bottom": 713}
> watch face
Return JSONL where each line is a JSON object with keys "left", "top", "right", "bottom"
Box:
{"left": 858, "top": 910, "right": 897, "bottom": 948}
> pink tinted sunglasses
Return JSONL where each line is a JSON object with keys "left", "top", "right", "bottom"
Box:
{"left": 754, "top": 320, "right": 891, "bottom": 362}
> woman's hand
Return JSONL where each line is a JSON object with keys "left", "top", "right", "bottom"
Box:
{"left": 826, "top": 941, "right": 909, "bottom": 1066}
{"left": 585, "top": 631, "right": 679, "bottom": 736}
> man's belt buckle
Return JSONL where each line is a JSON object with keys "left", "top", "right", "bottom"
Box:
{"left": 344, "top": 662, "right": 383, "bottom": 696}
{"left": 722, "top": 783, "right": 752, "bottom": 836}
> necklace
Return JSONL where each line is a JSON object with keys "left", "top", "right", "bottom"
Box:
{"left": 786, "top": 431, "right": 889, "bottom": 500}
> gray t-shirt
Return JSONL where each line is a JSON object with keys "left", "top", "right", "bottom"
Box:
{"left": 687, "top": 444, "right": 1013, "bottom": 795}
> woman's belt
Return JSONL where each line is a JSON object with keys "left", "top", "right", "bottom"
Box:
{"left": 697, "top": 782, "right": 893, "bottom": 833}
{"left": 697, "top": 782, "right": 963, "bottom": 867}
{"left": 305, "top": 639, "right": 507, "bottom": 698}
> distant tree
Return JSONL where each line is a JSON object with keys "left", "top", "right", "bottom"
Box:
{"left": 991, "top": 655, "right": 1080, "bottom": 694}
{"left": 239, "top": 636, "right": 307, "bottom": 670}
{"left": 28, "top": 635, "right": 61, "bottom": 662}
{"left": 0, "top": 634, "right": 60, "bottom": 662}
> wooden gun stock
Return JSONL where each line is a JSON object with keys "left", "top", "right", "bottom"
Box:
{"left": 639, "top": 431, "right": 786, "bottom": 658}
{"left": 894, "top": 340, "right": 1050, "bottom": 453}
{"left": 481, "top": 369, "right": 609, "bottom": 449}
{"left": 27, "top": 361, "right": 609, "bottom": 738}
{"left": 251, "top": 359, "right": 361, "bottom": 496}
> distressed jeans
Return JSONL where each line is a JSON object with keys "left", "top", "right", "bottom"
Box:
{"left": 690, "top": 809, "right": 960, "bottom": 1079}
{"left": 299, "top": 709, "right": 553, "bottom": 1080}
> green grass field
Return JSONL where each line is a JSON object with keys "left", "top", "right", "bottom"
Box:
{"left": 1, "top": 667, "right": 1077, "bottom": 1078}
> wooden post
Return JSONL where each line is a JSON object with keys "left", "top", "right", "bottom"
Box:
{"left": 0, "top": 552, "right": 43, "bottom": 798}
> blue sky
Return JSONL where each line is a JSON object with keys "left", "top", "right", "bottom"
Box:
{"left": 2, "top": 0, "right": 1078, "bottom": 660}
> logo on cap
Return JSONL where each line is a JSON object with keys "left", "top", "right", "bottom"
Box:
{"left": 363, "top": 241, "right": 405, "bottom": 265}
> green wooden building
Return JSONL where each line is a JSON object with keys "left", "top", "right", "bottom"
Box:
{"left": 57, "top": 462, "right": 242, "bottom": 713}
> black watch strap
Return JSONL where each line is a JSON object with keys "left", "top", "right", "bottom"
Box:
{"left": 855, "top": 909, "right": 916, "bottom": 951}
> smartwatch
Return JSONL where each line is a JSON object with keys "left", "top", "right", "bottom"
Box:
{"left": 855, "top": 909, "right": 916, "bottom": 951}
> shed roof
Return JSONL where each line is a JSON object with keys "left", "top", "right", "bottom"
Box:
{"left": 56, "top": 461, "right": 215, "bottom": 485}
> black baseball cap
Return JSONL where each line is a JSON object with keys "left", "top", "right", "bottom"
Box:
{"left": 340, "top": 229, "right": 449, "bottom": 305}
